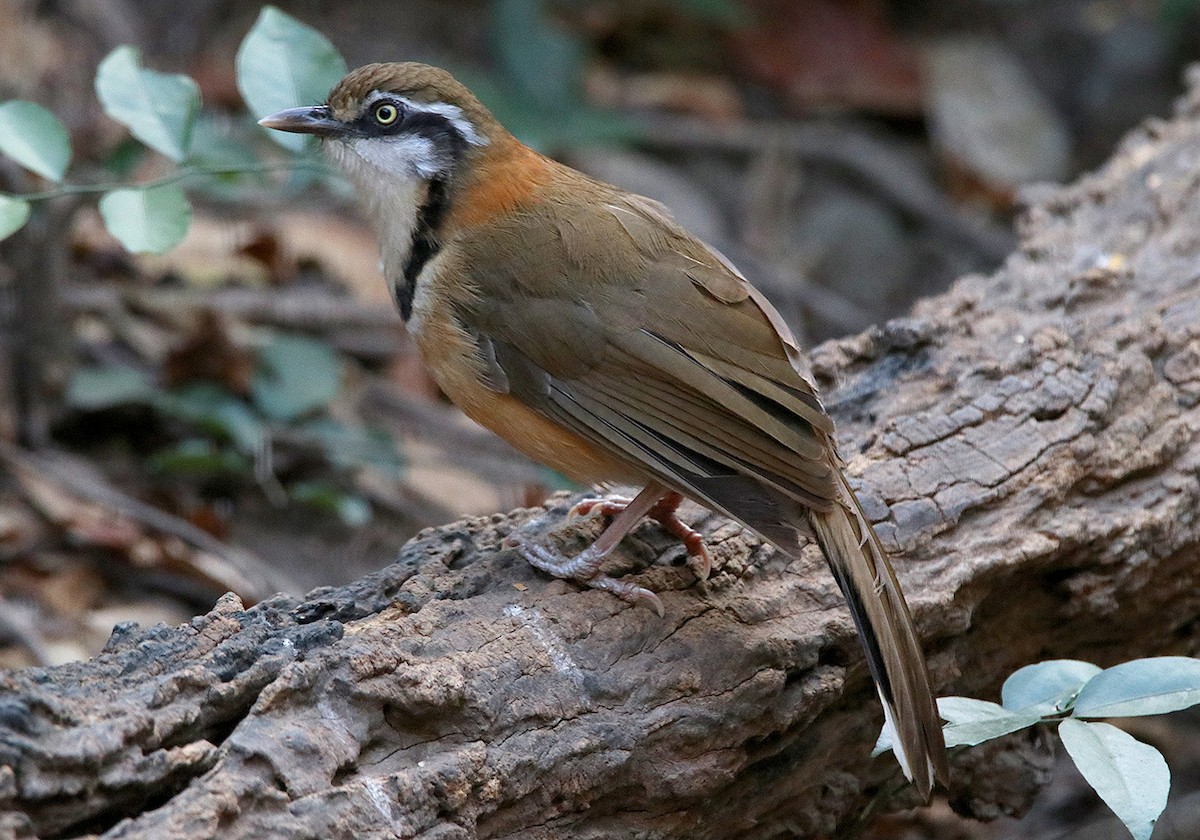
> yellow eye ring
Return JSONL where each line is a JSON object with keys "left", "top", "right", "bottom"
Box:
{"left": 374, "top": 103, "right": 399, "bottom": 125}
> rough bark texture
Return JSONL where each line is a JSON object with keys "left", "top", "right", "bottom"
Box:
{"left": 5, "top": 77, "right": 1200, "bottom": 840}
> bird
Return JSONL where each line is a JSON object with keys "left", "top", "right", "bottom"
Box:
{"left": 259, "top": 62, "right": 948, "bottom": 797}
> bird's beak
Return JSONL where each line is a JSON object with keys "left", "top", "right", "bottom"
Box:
{"left": 258, "top": 105, "right": 347, "bottom": 138}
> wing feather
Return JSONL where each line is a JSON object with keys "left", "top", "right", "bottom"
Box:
{"left": 452, "top": 186, "right": 840, "bottom": 514}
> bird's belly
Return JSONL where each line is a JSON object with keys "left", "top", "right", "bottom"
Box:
{"left": 408, "top": 293, "right": 642, "bottom": 487}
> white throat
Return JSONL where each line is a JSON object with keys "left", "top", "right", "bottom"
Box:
{"left": 325, "top": 139, "right": 427, "bottom": 289}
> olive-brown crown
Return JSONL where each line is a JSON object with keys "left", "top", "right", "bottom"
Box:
{"left": 327, "top": 62, "right": 504, "bottom": 141}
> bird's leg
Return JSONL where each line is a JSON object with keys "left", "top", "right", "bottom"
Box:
{"left": 572, "top": 491, "right": 712, "bottom": 580}
{"left": 567, "top": 496, "right": 632, "bottom": 519}
{"left": 508, "top": 481, "right": 673, "bottom": 616}
{"left": 646, "top": 492, "right": 713, "bottom": 580}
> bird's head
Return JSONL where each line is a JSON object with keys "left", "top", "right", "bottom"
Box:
{"left": 259, "top": 62, "right": 501, "bottom": 191}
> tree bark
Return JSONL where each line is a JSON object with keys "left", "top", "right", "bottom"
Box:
{"left": 6, "top": 76, "right": 1200, "bottom": 840}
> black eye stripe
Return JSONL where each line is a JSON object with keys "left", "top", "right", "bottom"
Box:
{"left": 359, "top": 100, "right": 471, "bottom": 161}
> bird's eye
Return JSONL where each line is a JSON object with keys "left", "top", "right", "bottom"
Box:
{"left": 374, "top": 103, "right": 399, "bottom": 125}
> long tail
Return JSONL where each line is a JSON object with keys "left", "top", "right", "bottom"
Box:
{"left": 807, "top": 472, "right": 948, "bottom": 799}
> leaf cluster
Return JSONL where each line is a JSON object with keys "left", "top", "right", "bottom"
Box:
{"left": 66, "top": 331, "right": 400, "bottom": 525}
{"left": 877, "top": 657, "right": 1200, "bottom": 839}
{"left": 0, "top": 6, "right": 344, "bottom": 252}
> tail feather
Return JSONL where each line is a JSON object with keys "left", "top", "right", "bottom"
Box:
{"left": 808, "top": 472, "right": 948, "bottom": 799}
{"left": 659, "top": 467, "right": 947, "bottom": 795}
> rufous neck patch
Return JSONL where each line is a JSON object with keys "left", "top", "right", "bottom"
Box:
{"left": 448, "top": 142, "right": 557, "bottom": 230}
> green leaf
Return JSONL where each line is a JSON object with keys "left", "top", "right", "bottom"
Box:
{"left": 1059, "top": 718, "right": 1169, "bottom": 840}
{"left": 0, "top": 194, "right": 31, "bottom": 241}
{"left": 0, "top": 100, "right": 71, "bottom": 181}
{"left": 187, "top": 115, "right": 261, "bottom": 171}
{"left": 185, "top": 116, "right": 268, "bottom": 199}
{"left": 289, "top": 481, "right": 371, "bottom": 526}
{"left": 938, "top": 697, "right": 1042, "bottom": 748}
{"left": 95, "top": 46, "right": 200, "bottom": 162}
{"left": 492, "top": 0, "right": 584, "bottom": 110}
{"left": 150, "top": 439, "right": 251, "bottom": 479}
{"left": 98, "top": 184, "right": 191, "bottom": 254}
{"left": 237, "top": 6, "right": 347, "bottom": 152}
{"left": 299, "top": 418, "right": 404, "bottom": 473}
{"left": 154, "top": 384, "right": 265, "bottom": 454}
{"left": 1074, "top": 656, "right": 1200, "bottom": 719}
{"left": 66, "top": 365, "right": 155, "bottom": 410}
{"left": 874, "top": 696, "right": 1040, "bottom": 756}
{"left": 251, "top": 332, "right": 340, "bottom": 422}
{"left": 1002, "top": 659, "right": 1102, "bottom": 714}
{"left": 871, "top": 722, "right": 893, "bottom": 757}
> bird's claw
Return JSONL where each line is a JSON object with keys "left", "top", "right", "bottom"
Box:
{"left": 669, "top": 522, "right": 712, "bottom": 580}
{"left": 588, "top": 574, "right": 664, "bottom": 617}
{"left": 567, "top": 496, "right": 631, "bottom": 521}
{"left": 508, "top": 534, "right": 664, "bottom": 616}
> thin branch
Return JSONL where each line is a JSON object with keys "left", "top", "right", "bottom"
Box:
{"left": 57, "top": 283, "right": 405, "bottom": 331}
{"left": 10, "top": 161, "right": 333, "bottom": 203}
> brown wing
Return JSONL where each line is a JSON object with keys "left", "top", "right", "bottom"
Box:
{"left": 451, "top": 187, "right": 839, "bottom": 544}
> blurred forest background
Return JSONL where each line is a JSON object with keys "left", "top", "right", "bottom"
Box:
{"left": 3, "top": 0, "right": 1200, "bottom": 836}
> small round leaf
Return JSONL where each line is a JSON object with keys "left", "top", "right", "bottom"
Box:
{"left": 937, "top": 697, "right": 1042, "bottom": 748}
{"left": 0, "top": 194, "right": 31, "bottom": 241}
{"left": 493, "top": 0, "right": 585, "bottom": 110}
{"left": 300, "top": 417, "right": 404, "bottom": 473}
{"left": 0, "top": 100, "right": 71, "bottom": 181}
{"left": 1059, "top": 718, "right": 1168, "bottom": 840}
{"left": 1002, "top": 659, "right": 1102, "bottom": 714}
{"left": 66, "top": 365, "right": 154, "bottom": 410}
{"left": 237, "top": 6, "right": 347, "bottom": 152}
{"left": 1074, "top": 657, "right": 1200, "bottom": 719}
{"left": 875, "top": 696, "right": 1042, "bottom": 756}
{"left": 99, "top": 185, "right": 191, "bottom": 254}
{"left": 251, "top": 332, "right": 341, "bottom": 421}
{"left": 154, "top": 384, "right": 265, "bottom": 455}
{"left": 96, "top": 46, "right": 200, "bottom": 162}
